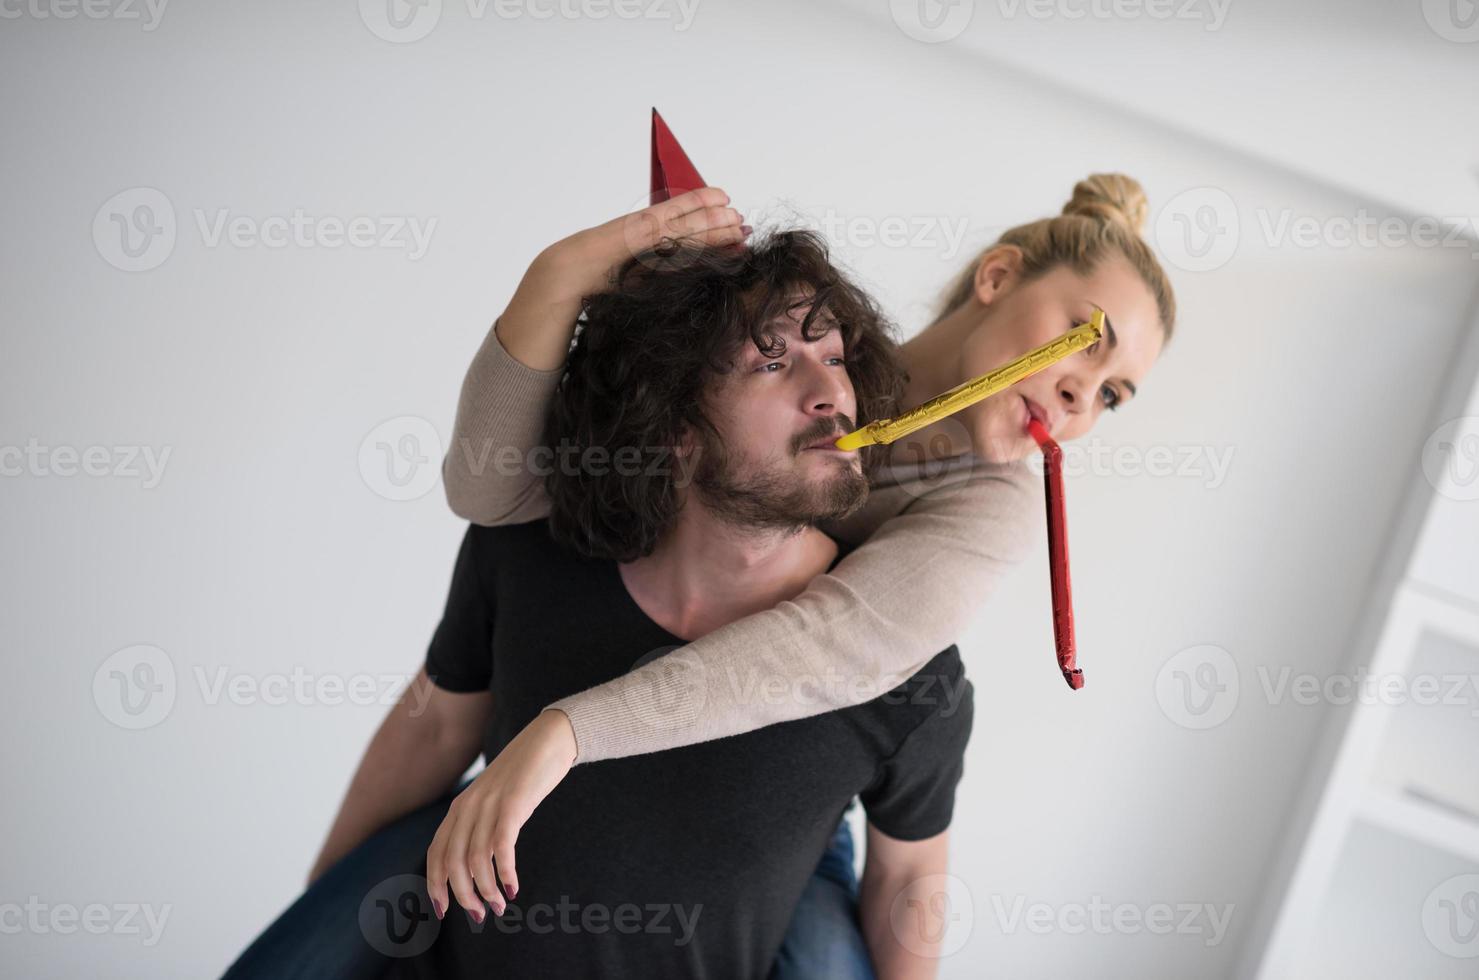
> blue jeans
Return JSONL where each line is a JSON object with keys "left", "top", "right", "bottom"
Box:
{"left": 768, "top": 807, "right": 877, "bottom": 980}
{"left": 222, "top": 791, "right": 875, "bottom": 979}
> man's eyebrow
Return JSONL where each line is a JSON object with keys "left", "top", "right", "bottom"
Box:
{"left": 775, "top": 309, "right": 842, "bottom": 338}
{"left": 1087, "top": 301, "right": 1138, "bottom": 398}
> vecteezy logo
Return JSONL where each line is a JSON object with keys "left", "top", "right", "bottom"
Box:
{"left": 93, "top": 188, "right": 177, "bottom": 272}
{"left": 360, "top": 874, "right": 440, "bottom": 957}
{"left": 889, "top": 873, "right": 973, "bottom": 957}
{"left": 889, "top": 0, "right": 974, "bottom": 43}
{"left": 359, "top": 0, "right": 442, "bottom": 43}
{"left": 1153, "top": 187, "right": 1239, "bottom": 273}
{"left": 620, "top": 644, "right": 707, "bottom": 733}
{"left": 1423, "top": 874, "right": 1479, "bottom": 958}
{"left": 93, "top": 644, "right": 177, "bottom": 729}
{"left": 1423, "top": 0, "right": 1479, "bottom": 42}
{"left": 1422, "top": 417, "right": 1479, "bottom": 502}
{"left": 359, "top": 416, "right": 443, "bottom": 501}
{"left": 1156, "top": 644, "right": 1239, "bottom": 730}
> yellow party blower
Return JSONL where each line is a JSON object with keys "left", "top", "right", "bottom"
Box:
{"left": 834, "top": 309, "right": 1105, "bottom": 451}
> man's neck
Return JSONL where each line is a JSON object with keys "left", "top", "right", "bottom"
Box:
{"left": 618, "top": 503, "right": 838, "bottom": 642}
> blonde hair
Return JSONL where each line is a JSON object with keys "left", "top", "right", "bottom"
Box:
{"left": 937, "top": 173, "right": 1176, "bottom": 341}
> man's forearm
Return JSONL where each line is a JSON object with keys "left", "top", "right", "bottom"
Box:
{"left": 859, "top": 826, "right": 952, "bottom": 979}
{"left": 859, "top": 874, "right": 944, "bottom": 979}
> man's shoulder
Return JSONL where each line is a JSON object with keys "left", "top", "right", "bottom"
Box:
{"left": 465, "top": 517, "right": 588, "bottom": 570}
{"left": 899, "top": 644, "right": 967, "bottom": 694}
{"left": 858, "top": 644, "right": 970, "bottom": 727}
{"left": 467, "top": 515, "right": 551, "bottom": 541}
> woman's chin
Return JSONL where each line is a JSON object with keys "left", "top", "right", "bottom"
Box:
{"left": 969, "top": 421, "right": 1034, "bottom": 464}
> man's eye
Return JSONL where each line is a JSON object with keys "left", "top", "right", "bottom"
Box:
{"left": 757, "top": 361, "right": 784, "bottom": 373}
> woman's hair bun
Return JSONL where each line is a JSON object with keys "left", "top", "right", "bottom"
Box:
{"left": 1063, "top": 173, "right": 1149, "bottom": 237}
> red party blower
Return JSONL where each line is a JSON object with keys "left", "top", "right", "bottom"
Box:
{"left": 1027, "top": 418, "right": 1084, "bottom": 690}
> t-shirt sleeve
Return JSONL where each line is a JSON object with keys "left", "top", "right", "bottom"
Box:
{"left": 424, "top": 525, "right": 496, "bottom": 693}
{"left": 858, "top": 672, "right": 975, "bottom": 841}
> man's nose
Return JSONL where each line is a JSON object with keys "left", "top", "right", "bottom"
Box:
{"left": 800, "top": 358, "right": 852, "bottom": 416}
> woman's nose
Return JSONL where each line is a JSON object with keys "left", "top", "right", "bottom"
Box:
{"left": 1058, "top": 375, "right": 1088, "bottom": 413}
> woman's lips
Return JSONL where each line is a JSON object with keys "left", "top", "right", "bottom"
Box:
{"left": 1021, "top": 395, "right": 1049, "bottom": 434}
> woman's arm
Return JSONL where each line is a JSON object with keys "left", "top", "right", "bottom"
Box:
{"left": 445, "top": 296, "right": 1036, "bottom": 762}
{"left": 552, "top": 461, "right": 1036, "bottom": 761}
{"left": 420, "top": 472, "right": 1033, "bottom": 919}
{"left": 858, "top": 825, "right": 952, "bottom": 978}
{"left": 308, "top": 668, "right": 491, "bottom": 884}
{"left": 419, "top": 459, "right": 1032, "bottom": 915}
{"left": 443, "top": 187, "right": 746, "bottom": 525}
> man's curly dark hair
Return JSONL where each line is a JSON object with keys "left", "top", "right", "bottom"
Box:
{"left": 542, "top": 228, "right": 907, "bottom": 562}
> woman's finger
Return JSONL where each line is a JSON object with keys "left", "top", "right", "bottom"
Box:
{"left": 686, "top": 223, "right": 753, "bottom": 249}
{"left": 670, "top": 205, "right": 745, "bottom": 243}
{"left": 618, "top": 194, "right": 739, "bottom": 255}
{"left": 658, "top": 185, "right": 730, "bottom": 217}
{"left": 490, "top": 824, "right": 520, "bottom": 907}
{"left": 467, "top": 811, "right": 509, "bottom": 915}
{"left": 424, "top": 813, "right": 456, "bottom": 920}
{"left": 438, "top": 807, "right": 487, "bottom": 922}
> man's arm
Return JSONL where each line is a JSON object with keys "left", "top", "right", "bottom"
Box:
{"left": 858, "top": 824, "right": 952, "bottom": 980}
{"left": 308, "top": 668, "right": 491, "bottom": 884}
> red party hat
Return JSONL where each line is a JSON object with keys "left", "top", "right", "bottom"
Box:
{"left": 649, "top": 108, "right": 706, "bottom": 205}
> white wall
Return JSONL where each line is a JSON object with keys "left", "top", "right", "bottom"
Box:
{"left": 2, "top": 2, "right": 1475, "bottom": 977}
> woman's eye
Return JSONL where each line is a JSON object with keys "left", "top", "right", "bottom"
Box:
{"left": 825, "top": 356, "right": 846, "bottom": 366}
{"left": 757, "top": 361, "right": 784, "bottom": 373}
{"left": 1081, "top": 319, "right": 1106, "bottom": 355}
{"left": 1101, "top": 385, "right": 1121, "bottom": 411}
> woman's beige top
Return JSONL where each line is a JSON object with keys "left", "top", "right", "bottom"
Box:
{"left": 441, "top": 322, "right": 1039, "bottom": 764}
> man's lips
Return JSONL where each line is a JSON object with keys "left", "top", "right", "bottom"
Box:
{"left": 802, "top": 432, "right": 855, "bottom": 453}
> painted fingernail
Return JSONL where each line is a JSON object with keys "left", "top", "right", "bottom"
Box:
{"left": 741, "top": 225, "right": 753, "bottom": 236}
{"left": 507, "top": 885, "right": 517, "bottom": 900}
{"left": 470, "top": 906, "right": 485, "bottom": 925}
{"left": 432, "top": 898, "right": 445, "bottom": 920}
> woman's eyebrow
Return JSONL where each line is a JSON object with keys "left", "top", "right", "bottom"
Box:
{"left": 1086, "top": 301, "right": 1118, "bottom": 350}
{"left": 1086, "top": 301, "right": 1138, "bottom": 397}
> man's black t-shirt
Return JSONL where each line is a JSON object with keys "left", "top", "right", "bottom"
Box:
{"left": 394, "top": 519, "right": 974, "bottom": 980}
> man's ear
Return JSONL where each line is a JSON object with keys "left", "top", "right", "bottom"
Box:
{"left": 673, "top": 423, "right": 695, "bottom": 460}
{"left": 972, "top": 244, "right": 1024, "bottom": 307}
{"left": 670, "top": 424, "right": 705, "bottom": 494}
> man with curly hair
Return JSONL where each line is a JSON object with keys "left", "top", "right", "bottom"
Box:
{"left": 374, "top": 230, "right": 973, "bottom": 979}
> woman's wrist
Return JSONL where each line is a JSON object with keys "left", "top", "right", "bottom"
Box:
{"left": 532, "top": 234, "right": 611, "bottom": 301}
{"left": 536, "top": 707, "right": 579, "bottom": 767}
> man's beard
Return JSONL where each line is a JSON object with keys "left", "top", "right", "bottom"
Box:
{"left": 687, "top": 427, "right": 869, "bottom": 533}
